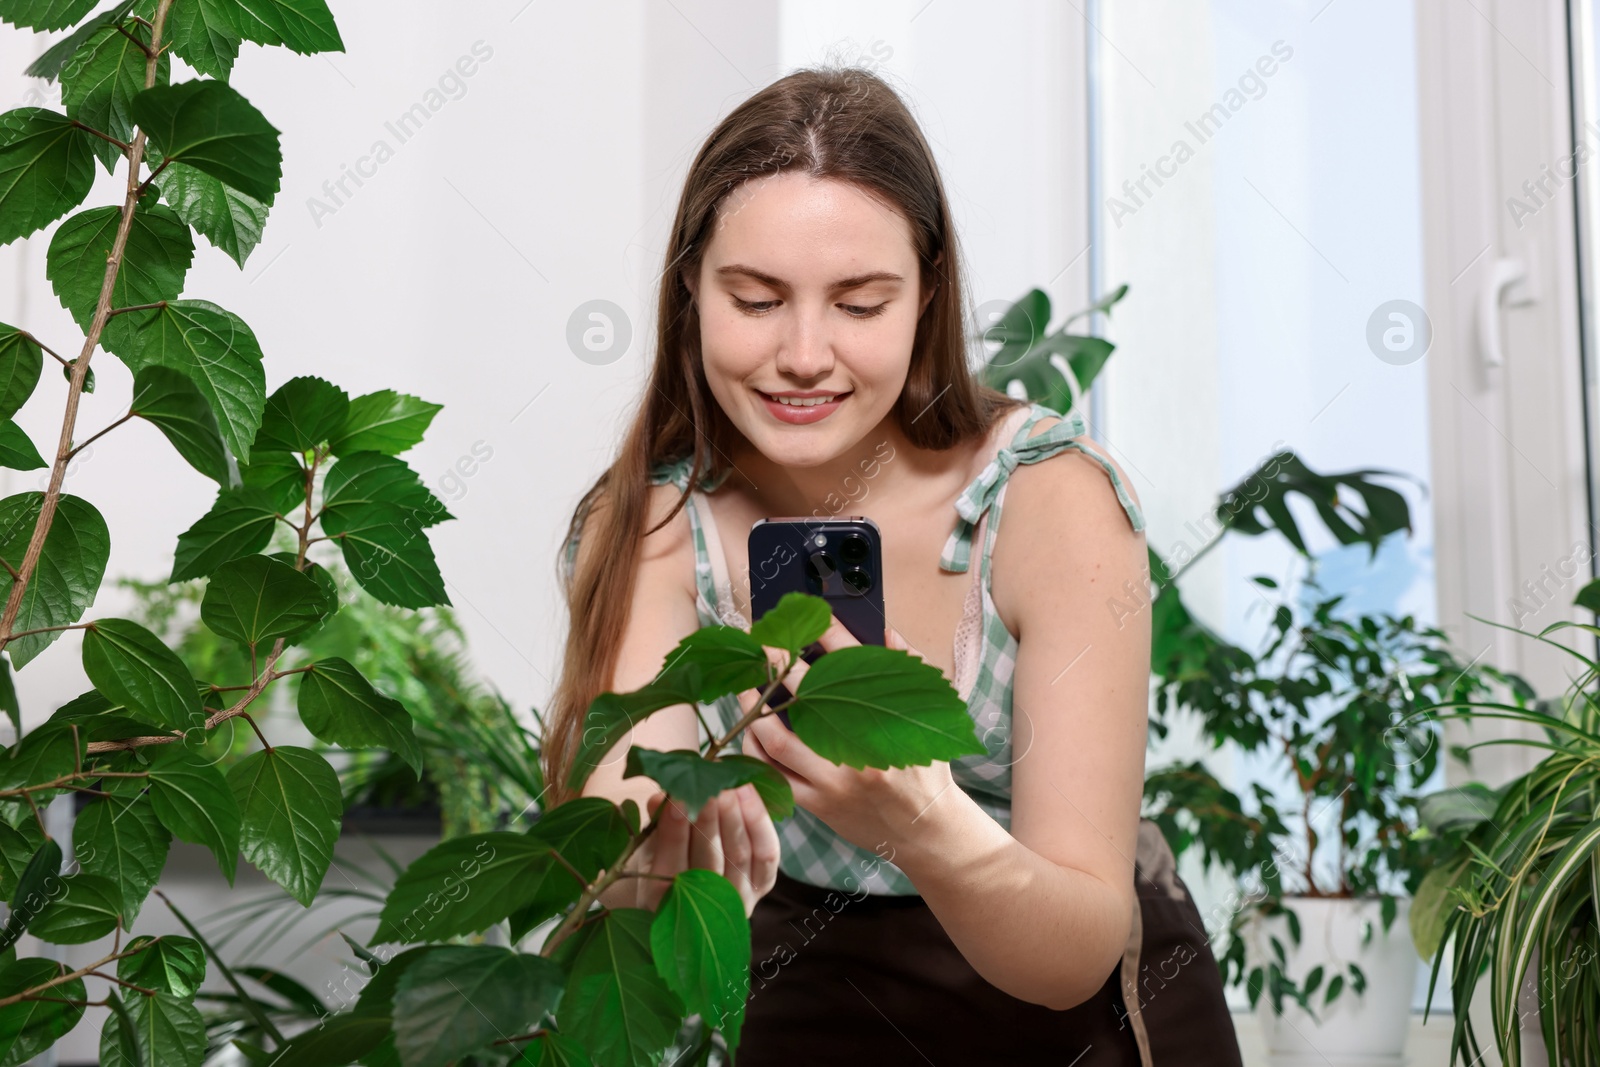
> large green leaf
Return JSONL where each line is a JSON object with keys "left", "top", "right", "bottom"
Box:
{"left": 716, "top": 753, "right": 794, "bottom": 821}
{"left": 131, "top": 364, "right": 230, "bottom": 484}
{"left": 350, "top": 944, "right": 428, "bottom": 1018}
{"left": 372, "top": 833, "right": 557, "bottom": 944}
{"left": 0, "top": 421, "right": 43, "bottom": 471}
{"left": 82, "top": 618, "right": 202, "bottom": 733}
{"left": 0, "top": 819, "right": 44, "bottom": 901}
{"left": 254, "top": 1011, "right": 390, "bottom": 1065}
{"left": 323, "top": 452, "right": 452, "bottom": 531}
{"left": 650, "top": 869, "right": 750, "bottom": 1056}
{"left": 506, "top": 798, "right": 631, "bottom": 941}
{"left": 328, "top": 390, "right": 441, "bottom": 457}
{"left": 0, "top": 108, "right": 97, "bottom": 247}
{"left": 27, "top": 871, "right": 123, "bottom": 943}
{"left": 557, "top": 909, "right": 682, "bottom": 1067}
{"left": 98, "top": 989, "right": 205, "bottom": 1067}
{"left": 60, "top": 15, "right": 170, "bottom": 171}
{"left": 392, "top": 946, "right": 562, "bottom": 1067}
{"left": 131, "top": 80, "right": 281, "bottom": 203}
{"left": 142, "top": 742, "right": 241, "bottom": 884}
{"left": 623, "top": 748, "right": 767, "bottom": 820}
{"left": 155, "top": 0, "right": 241, "bottom": 81}
{"left": 254, "top": 375, "right": 347, "bottom": 454}
{"left": 1, "top": 838, "right": 63, "bottom": 954}
{"left": 0, "top": 325, "right": 43, "bottom": 420}
{"left": 565, "top": 664, "right": 704, "bottom": 795}
{"left": 787, "top": 644, "right": 984, "bottom": 769}
{"left": 0, "top": 722, "right": 81, "bottom": 799}
{"left": 513, "top": 1033, "right": 595, "bottom": 1067}
{"left": 661, "top": 627, "right": 770, "bottom": 703}
{"left": 116, "top": 935, "right": 205, "bottom": 997}
{"left": 239, "top": 450, "right": 304, "bottom": 512}
{"left": 201, "top": 553, "right": 330, "bottom": 648}
{"left": 101, "top": 988, "right": 142, "bottom": 1067}
{"left": 1216, "top": 451, "right": 1412, "bottom": 558}
{"left": 217, "top": 0, "right": 341, "bottom": 53}
{"left": 75, "top": 795, "right": 171, "bottom": 923}
{"left": 297, "top": 657, "right": 422, "bottom": 777}
{"left": 748, "top": 591, "right": 831, "bottom": 652}
{"left": 48, "top": 204, "right": 192, "bottom": 330}
{"left": 171, "top": 485, "right": 278, "bottom": 582}
{"left": 0, "top": 492, "right": 109, "bottom": 668}
{"left": 227, "top": 746, "right": 341, "bottom": 906}
{"left": 103, "top": 299, "right": 266, "bottom": 463}
{"left": 265, "top": 551, "right": 337, "bottom": 628}
{"left": 21, "top": 0, "right": 135, "bottom": 80}
{"left": 0, "top": 0, "right": 94, "bottom": 31}
{"left": 152, "top": 158, "right": 267, "bottom": 266}
{"left": 0, "top": 957, "right": 84, "bottom": 1066}
{"left": 320, "top": 452, "right": 452, "bottom": 609}
{"left": 329, "top": 516, "right": 448, "bottom": 610}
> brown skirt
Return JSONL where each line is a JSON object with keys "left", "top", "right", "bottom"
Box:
{"left": 735, "top": 821, "right": 1243, "bottom": 1067}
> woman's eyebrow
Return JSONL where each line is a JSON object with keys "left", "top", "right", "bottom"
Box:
{"left": 714, "top": 264, "right": 906, "bottom": 291}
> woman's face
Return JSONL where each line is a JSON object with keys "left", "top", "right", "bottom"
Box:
{"left": 687, "top": 172, "right": 930, "bottom": 470}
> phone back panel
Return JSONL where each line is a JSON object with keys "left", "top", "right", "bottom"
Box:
{"left": 748, "top": 517, "right": 886, "bottom": 648}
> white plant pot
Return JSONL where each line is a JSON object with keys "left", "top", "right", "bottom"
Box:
{"left": 1249, "top": 896, "right": 1419, "bottom": 1067}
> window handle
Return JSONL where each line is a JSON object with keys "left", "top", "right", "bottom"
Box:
{"left": 1478, "top": 256, "right": 1532, "bottom": 369}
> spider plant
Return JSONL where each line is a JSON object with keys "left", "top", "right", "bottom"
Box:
{"left": 1413, "top": 615, "right": 1600, "bottom": 1067}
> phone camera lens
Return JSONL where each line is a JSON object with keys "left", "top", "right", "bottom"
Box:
{"left": 839, "top": 533, "right": 870, "bottom": 564}
{"left": 842, "top": 567, "right": 873, "bottom": 595}
{"left": 804, "top": 552, "right": 838, "bottom": 588}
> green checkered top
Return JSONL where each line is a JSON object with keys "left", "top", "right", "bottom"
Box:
{"left": 568, "top": 401, "right": 1145, "bottom": 895}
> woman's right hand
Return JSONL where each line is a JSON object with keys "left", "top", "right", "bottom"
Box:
{"left": 626, "top": 783, "right": 781, "bottom": 916}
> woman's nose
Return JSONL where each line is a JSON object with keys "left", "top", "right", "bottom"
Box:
{"left": 774, "top": 306, "right": 834, "bottom": 379}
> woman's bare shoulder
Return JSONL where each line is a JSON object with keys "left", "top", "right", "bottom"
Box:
{"left": 990, "top": 414, "right": 1146, "bottom": 634}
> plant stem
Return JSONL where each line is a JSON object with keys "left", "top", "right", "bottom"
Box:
{"left": 67, "top": 411, "right": 134, "bottom": 459}
{"left": 539, "top": 822, "right": 658, "bottom": 958}
{"left": 84, "top": 635, "right": 287, "bottom": 755}
{"left": 538, "top": 652, "right": 798, "bottom": 957}
{"left": 0, "top": 943, "right": 154, "bottom": 1010}
{"left": 0, "top": 0, "right": 174, "bottom": 653}
{"left": 299, "top": 449, "right": 322, "bottom": 569}
{"left": 704, "top": 653, "right": 796, "bottom": 760}
{"left": 20, "top": 332, "right": 69, "bottom": 366}
{"left": 104, "top": 301, "right": 167, "bottom": 318}
{"left": 67, "top": 121, "right": 130, "bottom": 154}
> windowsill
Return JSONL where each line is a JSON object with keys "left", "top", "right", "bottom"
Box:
{"left": 1230, "top": 1009, "right": 1468, "bottom": 1067}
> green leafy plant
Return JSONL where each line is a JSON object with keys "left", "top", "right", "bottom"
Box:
{"left": 1141, "top": 578, "right": 1522, "bottom": 1016}
{"left": 0, "top": 6, "right": 986, "bottom": 1064}
{"left": 115, "top": 541, "right": 546, "bottom": 839}
{"left": 1410, "top": 609, "right": 1600, "bottom": 1067}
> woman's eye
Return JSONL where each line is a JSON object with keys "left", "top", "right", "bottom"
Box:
{"left": 841, "top": 303, "right": 889, "bottom": 319}
{"left": 732, "top": 297, "right": 779, "bottom": 314}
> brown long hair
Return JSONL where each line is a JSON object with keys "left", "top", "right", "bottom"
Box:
{"left": 544, "top": 65, "right": 1021, "bottom": 800}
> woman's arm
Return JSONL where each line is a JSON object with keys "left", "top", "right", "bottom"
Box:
{"left": 575, "top": 484, "right": 781, "bottom": 913}
{"left": 743, "top": 433, "right": 1149, "bottom": 1010}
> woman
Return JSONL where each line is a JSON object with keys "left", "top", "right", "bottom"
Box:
{"left": 551, "top": 66, "right": 1242, "bottom": 1065}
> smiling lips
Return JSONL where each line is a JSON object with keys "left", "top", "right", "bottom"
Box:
{"left": 756, "top": 389, "right": 851, "bottom": 424}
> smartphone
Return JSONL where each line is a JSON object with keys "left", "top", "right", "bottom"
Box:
{"left": 748, "top": 516, "right": 886, "bottom": 727}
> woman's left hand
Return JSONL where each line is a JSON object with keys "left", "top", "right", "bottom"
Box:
{"left": 739, "top": 616, "right": 964, "bottom": 858}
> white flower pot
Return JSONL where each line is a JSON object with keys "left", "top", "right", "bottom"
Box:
{"left": 1249, "top": 896, "right": 1419, "bottom": 1067}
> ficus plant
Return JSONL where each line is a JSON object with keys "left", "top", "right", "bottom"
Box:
{"left": 0, "top": 10, "right": 988, "bottom": 1067}
{"left": 1139, "top": 578, "right": 1524, "bottom": 1019}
